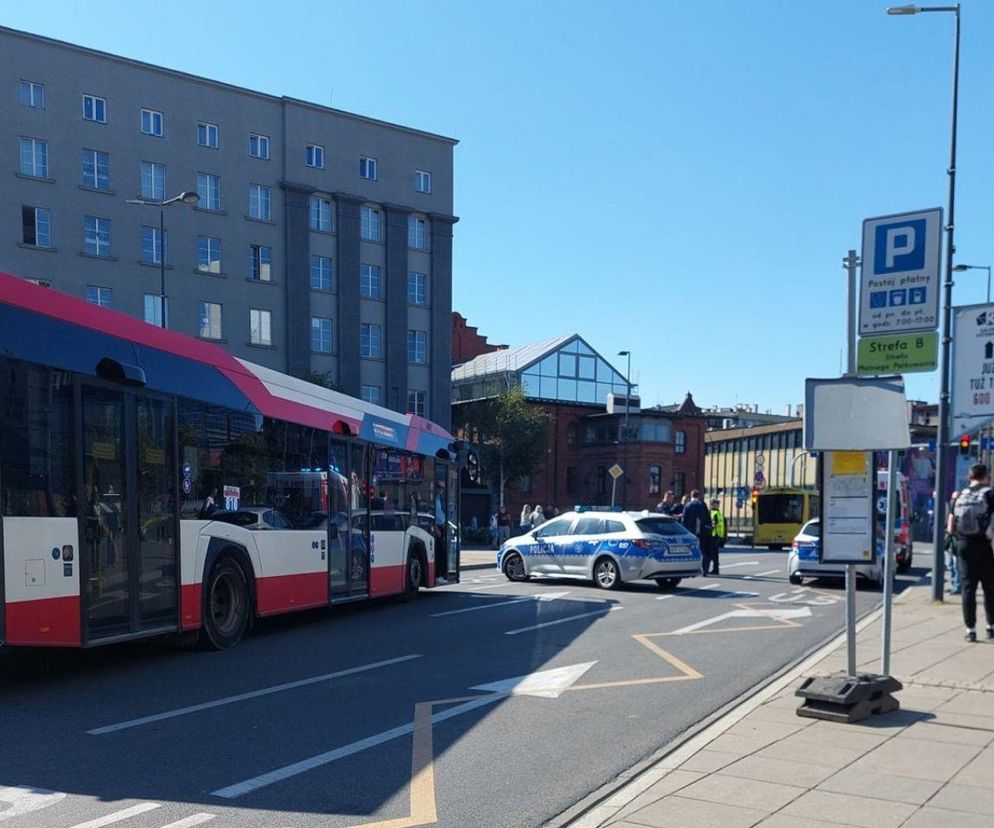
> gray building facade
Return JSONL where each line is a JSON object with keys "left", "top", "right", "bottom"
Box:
{"left": 1, "top": 25, "right": 457, "bottom": 427}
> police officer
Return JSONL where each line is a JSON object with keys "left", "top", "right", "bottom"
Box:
{"left": 681, "top": 490, "right": 713, "bottom": 576}
{"left": 709, "top": 498, "right": 726, "bottom": 576}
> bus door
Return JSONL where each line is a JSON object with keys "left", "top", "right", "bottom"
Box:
{"left": 80, "top": 385, "right": 178, "bottom": 642}
{"left": 447, "top": 463, "right": 461, "bottom": 581}
{"left": 347, "top": 443, "right": 370, "bottom": 595}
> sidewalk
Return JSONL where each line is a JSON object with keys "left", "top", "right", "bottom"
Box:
{"left": 567, "top": 583, "right": 994, "bottom": 828}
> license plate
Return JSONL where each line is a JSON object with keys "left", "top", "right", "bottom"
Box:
{"left": 666, "top": 545, "right": 689, "bottom": 557}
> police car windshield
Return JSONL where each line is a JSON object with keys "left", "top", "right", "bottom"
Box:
{"left": 636, "top": 517, "right": 690, "bottom": 536}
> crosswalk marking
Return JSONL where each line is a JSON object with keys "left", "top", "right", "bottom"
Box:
{"left": 70, "top": 802, "right": 161, "bottom": 828}
{"left": 160, "top": 814, "right": 215, "bottom": 828}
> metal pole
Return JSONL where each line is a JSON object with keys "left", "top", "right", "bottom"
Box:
{"left": 844, "top": 250, "right": 860, "bottom": 676}
{"left": 610, "top": 476, "right": 617, "bottom": 509}
{"left": 844, "top": 249, "right": 859, "bottom": 376}
{"left": 846, "top": 565, "right": 857, "bottom": 676}
{"left": 932, "top": 4, "right": 960, "bottom": 602}
{"left": 882, "top": 450, "right": 897, "bottom": 674}
{"left": 987, "top": 266, "right": 991, "bottom": 304}
{"left": 159, "top": 203, "right": 167, "bottom": 329}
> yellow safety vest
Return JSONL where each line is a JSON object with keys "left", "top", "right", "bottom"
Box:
{"left": 710, "top": 509, "right": 726, "bottom": 539}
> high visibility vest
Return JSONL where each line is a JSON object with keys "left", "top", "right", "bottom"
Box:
{"left": 710, "top": 509, "right": 726, "bottom": 539}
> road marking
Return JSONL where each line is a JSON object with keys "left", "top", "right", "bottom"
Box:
{"left": 430, "top": 591, "right": 570, "bottom": 617}
{"left": 755, "top": 569, "right": 781, "bottom": 577}
{"left": 70, "top": 803, "right": 161, "bottom": 828}
{"left": 719, "top": 561, "right": 760, "bottom": 569}
{"left": 160, "top": 816, "right": 215, "bottom": 828}
{"left": 0, "top": 787, "right": 66, "bottom": 822}
{"left": 669, "top": 605, "right": 812, "bottom": 635}
{"left": 211, "top": 694, "right": 502, "bottom": 799}
{"left": 471, "top": 662, "right": 597, "bottom": 698}
{"left": 504, "top": 605, "right": 622, "bottom": 636}
{"left": 467, "top": 582, "right": 514, "bottom": 591}
{"left": 87, "top": 654, "right": 422, "bottom": 735}
{"left": 567, "top": 634, "right": 702, "bottom": 691}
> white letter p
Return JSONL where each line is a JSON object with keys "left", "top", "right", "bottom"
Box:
{"left": 885, "top": 226, "right": 915, "bottom": 269}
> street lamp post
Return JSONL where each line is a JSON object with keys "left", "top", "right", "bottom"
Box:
{"left": 953, "top": 264, "right": 991, "bottom": 303}
{"left": 126, "top": 191, "right": 199, "bottom": 328}
{"left": 618, "top": 350, "right": 632, "bottom": 508}
{"left": 888, "top": 3, "right": 960, "bottom": 602}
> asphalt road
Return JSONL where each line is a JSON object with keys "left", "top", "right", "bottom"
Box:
{"left": 0, "top": 546, "right": 924, "bottom": 828}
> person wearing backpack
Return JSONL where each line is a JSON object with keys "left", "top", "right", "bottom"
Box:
{"left": 947, "top": 463, "right": 994, "bottom": 642}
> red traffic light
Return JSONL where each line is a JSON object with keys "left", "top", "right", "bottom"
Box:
{"left": 751, "top": 487, "right": 760, "bottom": 503}
{"left": 960, "top": 434, "right": 971, "bottom": 454}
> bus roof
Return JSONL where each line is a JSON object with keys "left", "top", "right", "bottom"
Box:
{"left": 0, "top": 271, "right": 454, "bottom": 458}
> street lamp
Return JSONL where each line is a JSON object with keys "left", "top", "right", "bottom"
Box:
{"left": 888, "top": 2, "right": 960, "bottom": 602}
{"left": 617, "top": 350, "right": 632, "bottom": 438}
{"left": 126, "top": 190, "right": 199, "bottom": 328}
{"left": 953, "top": 264, "right": 991, "bottom": 303}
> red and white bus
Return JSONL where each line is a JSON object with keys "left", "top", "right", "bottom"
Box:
{"left": 0, "top": 272, "right": 461, "bottom": 650}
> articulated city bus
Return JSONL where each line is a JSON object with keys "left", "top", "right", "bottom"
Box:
{"left": 0, "top": 272, "right": 460, "bottom": 650}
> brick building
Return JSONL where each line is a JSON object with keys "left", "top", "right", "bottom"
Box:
{"left": 451, "top": 331, "right": 705, "bottom": 525}
{"left": 451, "top": 312, "right": 506, "bottom": 365}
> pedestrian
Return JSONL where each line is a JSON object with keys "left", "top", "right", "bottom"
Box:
{"left": 656, "top": 490, "right": 676, "bottom": 515}
{"left": 671, "top": 495, "right": 688, "bottom": 517}
{"left": 947, "top": 463, "right": 994, "bottom": 642}
{"left": 519, "top": 504, "right": 532, "bottom": 535}
{"left": 681, "top": 490, "right": 713, "bottom": 576}
{"left": 551, "top": 506, "right": 560, "bottom": 518}
{"left": 497, "top": 505, "right": 511, "bottom": 546}
{"left": 709, "top": 497, "right": 726, "bottom": 575}
{"left": 530, "top": 504, "right": 546, "bottom": 529}
{"left": 946, "top": 490, "right": 962, "bottom": 596}
{"left": 489, "top": 511, "right": 499, "bottom": 549}
{"left": 434, "top": 481, "right": 449, "bottom": 583}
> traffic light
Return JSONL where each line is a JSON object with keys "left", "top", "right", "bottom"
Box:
{"left": 751, "top": 487, "right": 760, "bottom": 505}
{"left": 960, "top": 434, "right": 972, "bottom": 455}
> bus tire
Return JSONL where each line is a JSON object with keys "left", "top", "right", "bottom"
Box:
{"left": 404, "top": 547, "right": 425, "bottom": 602}
{"left": 201, "top": 555, "right": 250, "bottom": 650}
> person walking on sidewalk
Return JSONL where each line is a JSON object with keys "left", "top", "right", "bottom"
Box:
{"left": 947, "top": 463, "right": 994, "bottom": 642}
{"left": 946, "top": 490, "right": 962, "bottom": 596}
{"left": 682, "top": 490, "right": 713, "bottom": 576}
{"left": 496, "top": 505, "right": 511, "bottom": 546}
{"left": 709, "top": 497, "right": 726, "bottom": 575}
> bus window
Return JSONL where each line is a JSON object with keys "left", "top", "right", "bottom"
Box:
{"left": 758, "top": 494, "right": 804, "bottom": 525}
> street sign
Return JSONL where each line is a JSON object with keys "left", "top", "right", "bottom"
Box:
{"left": 951, "top": 303, "right": 994, "bottom": 439}
{"left": 753, "top": 470, "right": 765, "bottom": 488}
{"left": 737, "top": 486, "right": 749, "bottom": 501}
{"left": 820, "top": 451, "right": 875, "bottom": 564}
{"left": 754, "top": 453, "right": 765, "bottom": 469}
{"left": 857, "top": 331, "right": 938, "bottom": 375}
{"left": 860, "top": 208, "right": 942, "bottom": 336}
{"left": 608, "top": 463, "right": 623, "bottom": 480}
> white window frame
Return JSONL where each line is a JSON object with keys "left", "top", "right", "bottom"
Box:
{"left": 198, "top": 301, "right": 223, "bottom": 340}
{"left": 407, "top": 271, "right": 427, "bottom": 305}
{"left": 360, "top": 264, "right": 381, "bottom": 298}
{"left": 141, "top": 108, "right": 163, "bottom": 137}
{"left": 142, "top": 226, "right": 166, "bottom": 265}
{"left": 311, "top": 317, "right": 333, "bottom": 353}
{"left": 250, "top": 244, "right": 273, "bottom": 281}
{"left": 250, "top": 309, "right": 272, "bottom": 346}
{"left": 86, "top": 285, "right": 112, "bottom": 308}
{"left": 408, "top": 216, "right": 428, "bottom": 250}
{"left": 82, "top": 148, "right": 109, "bottom": 190}
{"left": 197, "top": 172, "right": 221, "bottom": 211}
{"left": 197, "top": 235, "right": 222, "bottom": 274}
{"left": 19, "top": 137, "right": 48, "bottom": 178}
{"left": 407, "top": 330, "right": 427, "bottom": 364}
{"left": 305, "top": 143, "right": 325, "bottom": 169}
{"left": 360, "top": 206, "right": 381, "bottom": 241}
{"left": 415, "top": 170, "right": 432, "bottom": 194}
{"left": 310, "top": 255, "right": 333, "bottom": 291}
{"left": 82, "top": 94, "right": 107, "bottom": 123}
{"left": 360, "top": 323, "right": 382, "bottom": 358}
{"left": 407, "top": 390, "right": 426, "bottom": 417}
{"left": 359, "top": 156, "right": 377, "bottom": 181}
{"left": 361, "top": 385, "right": 381, "bottom": 406}
{"left": 249, "top": 133, "right": 270, "bottom": 159}
{"left": 249, "top": 184, "right": 271, "bottom": 220}
{"left": 309, "top": 196, "right": 332, "bottom": 232}
{"left": 197, "top": 121, "right": 219, "bottom": 149}
{"left": 22, "top": 206, "right": 52, "bottom": 248}
{"left": 83, "top": 216, "right": 111, "bottom": 257}
{"left": 143, "top": 294, "right": 168, "bottom": 326}
{"left": 141, "top": 161, "right": 166, "bottom": 200}
{"left": 20, "top": 81, "right": 44, "bottom": 108}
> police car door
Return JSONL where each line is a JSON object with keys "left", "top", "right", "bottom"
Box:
{"left": 529, "top": 517, "right": 574, "bottom": 575}
{"left": 560, "top": 516, "right": 605, "bottom": 575}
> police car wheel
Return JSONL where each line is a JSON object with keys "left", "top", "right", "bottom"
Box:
{"left": 503, "top": 552, "right": 529, "bottom": 582}
{"left": 788, "top": 573, "right": 803, "bottom": 585}
{"left": 593, "top": 556, "right": 621, "bottom": 590}
{"left": 654, "top": 577, "right": 681, "bottom": 591}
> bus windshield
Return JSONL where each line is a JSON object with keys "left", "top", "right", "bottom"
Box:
{"left": 758, "top": 494, "right": 804, "bottom": 525}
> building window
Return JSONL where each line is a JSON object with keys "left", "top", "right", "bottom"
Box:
{"left": 360, "top": 264, "right": 381, "bottom": 298}
{"left": 250, "top": 309, "right": 272, "bottom": 346}
{"left": 360, "top": 206, "right": 381, "bottom": 241}
{"left": 83, "top": 216, "right": 111, "bottom": 257}
{"left": 311, "top": 317, "right": 333, "bottom": 353}
{"left": 250, "top": 244, "right": 272, "bottom": 281}
{"left": 649, "top": 465, "right": 661, "bottom": 495}
{"left": 407, "top": 390, "right": 426, "bottom": 417}
{"left": 198, "top": 302, "right": 222, "bottom": 339}
{"left": 85, "top": 286, "right": 111, "bottom": 307}
{"left": 141, "top": 108, "right": 163, "bottom": 137}
{"left": 597, "top": 466, "right": 607, "bottom": 497}
{"left": 407, "top": 330, "right": 427, "bottom": 364}
{"left": 197, "top": 236, "right": 221, "bottom": 273}
{"left": 82, "top": 94, "right": 106, "bottom": 123}
{"left": 21, "top": 206, "right": 51, "bottom": 247}
{"left": 310, "top": 255, "right": 333, "bottom": 290}
{"left": 143, "top": 294, "right": 167, "bottom": 326}
{"left": 408, "top": 216, "right": 428, "bottom": 250}
{"left": 673, "top": 472, "right": 686, "bottom": 497}
{"left": 197, "top": 173, "right": 221, "bottom": 211}
{"left": 249, "top": 184, "right": 271, "bottom": 220}
{"left": 141, "top": 161, "right": 165, "bottom": 200}
{"left": 305, "top": 143, "right": 325, "bottom": 169}
{"left": 407, "top": 271, "right": 427, "bottom": 305}
{"left": 309, "top": 196, "right": 332, "bottom": 231}
{"left": 81, "top": 149, "right": 109, "bottom": 190}
{"left": 361, "top": 385, "right": 381, "bottom": 406}
{"left": 414, "top": 170, "right": 432, "bottom": 194}
{"left": 20, "top": 80, "right": 44, "bottom": 108}
{"left": 360, "top": 323, "right": 381, "bottom": 358}
{"left": 141, "top": 226, "right": 165, "bottom": 264}
{"left": 675, "top": 430, "right": 686, "bottom": 454}
{"left": 359, "top": 156, "right": 377, "bottom": 180}
{"left": 521, "top": 475, "right": 532, "bottom": 494}
{"left": 566, "top": 466, "right": 578, "bottom": 495}
{"left": 19, "top": 137, "right": 47, "bottom": 178}
{"left": 197, "top": 121, "right": 219, "bottom": 149}
{"left": 249, "top": 133, "right": 269, "bottom": 159}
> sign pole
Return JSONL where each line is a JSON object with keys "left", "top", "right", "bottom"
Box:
{"left": 881, "top": 450, "right": 897, "bottom": 675}
{"left": 844, "top": 250, "right": 859, "bottom": 678}
{"left": 610, "top": 477, "right": 617, "bottom": 508}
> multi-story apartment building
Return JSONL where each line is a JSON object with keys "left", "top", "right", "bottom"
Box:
{"left": 1, "top": 25, "right": 457, "bottom": 427}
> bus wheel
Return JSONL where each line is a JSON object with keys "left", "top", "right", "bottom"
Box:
{"left": 202, "top": 556, "right": 250, "bottom": 650}
{"left": 404, "top": 550, "right": 424, "bottom": 602}
{"left": 503, "top": 552, "right": 529, "bottom": 582}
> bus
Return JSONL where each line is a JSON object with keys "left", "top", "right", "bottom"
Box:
{"left": 0, "top": 272, "right": 461, "bottom": 650}
{"left": 752, "top": 486, "right": 819, "bottom": 550}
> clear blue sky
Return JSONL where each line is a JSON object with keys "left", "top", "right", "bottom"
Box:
{"left": 11, "top": 0, "right": 994, "bottom": 413}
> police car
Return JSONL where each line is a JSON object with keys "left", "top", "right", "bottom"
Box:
{"left": 497, "top": 509, "right": 702, "bottom": 590}
{"left": 788, "top": 518, "right": 886, "bottom": 588}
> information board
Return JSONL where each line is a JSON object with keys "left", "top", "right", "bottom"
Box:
{"left": 951, "top": 303, "right": 994, "bottom": 440}
{"left": 820, "top": 451, "right": 875, "bottom": 564}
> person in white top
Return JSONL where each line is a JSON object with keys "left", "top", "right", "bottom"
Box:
{"left": 519, "top": 504, "right": 532, "bottom": 535}
{"left": 530, "top": 505, "right": 546, "bottom": 529}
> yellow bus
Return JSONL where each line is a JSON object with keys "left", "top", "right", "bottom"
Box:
{"left": 753, "top": 487, "right": 819, "bottom": 550}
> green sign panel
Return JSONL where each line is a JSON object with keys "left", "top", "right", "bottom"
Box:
{"left": 857, "top": 331, "right": 938, "bottom": 375}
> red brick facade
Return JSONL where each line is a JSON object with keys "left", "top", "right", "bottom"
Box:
{"left": 452, "top": 312, "right": 506, "bottom": 365}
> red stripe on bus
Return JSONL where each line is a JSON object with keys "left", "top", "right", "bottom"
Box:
{"left": 256, "top": 572, "right": 329, "bottom": 616}
{"left": 181, "top": 584, "right": 202, "bottom": 631}
{"left": 4, "top": 595, "right": 80, "bottom": 646}
{"left": 370, "top": 564, "right": 406, "bottom": 596}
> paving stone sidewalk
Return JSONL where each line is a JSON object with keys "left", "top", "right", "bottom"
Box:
{"left": 573, "top": 582, "right": 994, "bottom": 828}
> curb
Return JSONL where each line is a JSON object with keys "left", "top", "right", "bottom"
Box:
{"left": 546, "top": 600, "right": 889, "bottom": 828}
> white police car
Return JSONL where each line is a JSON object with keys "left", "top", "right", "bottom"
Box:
{"left": 788, "top": 518, "right": 886, "bottom": 588}
{"left": 497, "top": 509, "right": 701, "bottom": 590}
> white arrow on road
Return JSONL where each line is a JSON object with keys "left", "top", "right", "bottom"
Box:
{"left": 670, "top": 606, "right": 812, "bottom": 635}
{"left": 0, "top": 787, "right": 66, "bottom": 822}
{"left": 470, "top": 662, "right": 597, "bottom": 698}
{"left": 430, "top": 591, "right": 570, "bottom": 617}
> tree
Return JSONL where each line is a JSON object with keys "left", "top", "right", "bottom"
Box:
{"left": 455, "top": 387, "right": 548, "bottom": 506}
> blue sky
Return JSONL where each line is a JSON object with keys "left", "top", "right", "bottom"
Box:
{"left": 10, "top": 0, "right": 994, "bottom": 413}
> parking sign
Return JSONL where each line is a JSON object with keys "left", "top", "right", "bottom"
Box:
{"left": 860, "top": 208, "right": 942, "bottom": 336}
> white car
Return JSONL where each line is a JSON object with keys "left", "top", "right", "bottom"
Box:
{"left": 788, "top": 518, "right": 885, "bottom": 588}
{"left": 497, "top": 510, "right": 701, "bottom": 590}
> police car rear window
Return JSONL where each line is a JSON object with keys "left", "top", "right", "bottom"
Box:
{"left": 636, "top": 517, "right": 689, "bottom": 536}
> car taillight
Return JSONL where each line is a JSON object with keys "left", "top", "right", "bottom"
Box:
{"left": 791, "top": 542, "right": 798, "bottom": 551}
{"left": 632, "top": 539, "right": 651, "bottom": 549}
